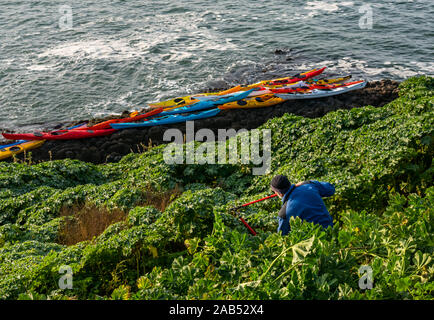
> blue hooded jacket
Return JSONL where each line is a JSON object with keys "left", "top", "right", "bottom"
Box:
{"left": 277, "top": 180, "right": 335, "bottom": 235}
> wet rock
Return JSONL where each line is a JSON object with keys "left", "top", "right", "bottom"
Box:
{"left": 147, "top": 126, "right": 164, "bottom": 142}
{"left": 107, "top": 143, "right": 131, "bottom": 155}
{"left": 85, "top": 146, "right": 102, "bottom": 163}
{"left": 65, "top": 151, "right": 75, "bottom": 159}
{"left": 106, "top": 152, "right": 122, "bottom": 163}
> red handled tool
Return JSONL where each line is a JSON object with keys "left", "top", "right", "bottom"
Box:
{"left": 230, "top": 194, "right": 277, "bottom": 211}
{"left": 229, "top": 194, "right": 278, "bottom": 236}
{"left": 232, "top": 211, "right": 257, "bottom": 236}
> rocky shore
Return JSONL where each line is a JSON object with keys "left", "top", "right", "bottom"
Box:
{"left": 3, "top": 79, "right": 400, "bottom": 164}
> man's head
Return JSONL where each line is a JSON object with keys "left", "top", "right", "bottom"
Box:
{"left": 270, "top": 175, "right": 291, "bottom": 198}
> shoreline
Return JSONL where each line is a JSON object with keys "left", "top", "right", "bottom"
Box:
{"left": 2, "top": 79, "right": 400, "bottom": 164}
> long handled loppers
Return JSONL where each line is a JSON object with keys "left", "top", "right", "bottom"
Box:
{"left": 229, "top": 194, "right": 278, "bottom": 236}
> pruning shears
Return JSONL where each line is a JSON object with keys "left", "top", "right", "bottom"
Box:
{"left": 229, "top": 194, "right": 278, "bottom": 236}
{"left": 229, "top": 209, "right": 258, "bottom": 236}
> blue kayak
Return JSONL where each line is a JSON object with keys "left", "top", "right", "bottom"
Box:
{"left": 194, "top": 91, "right": 244, "bottom": 101}
{"left": 160, "top": 89, "right": 254, "bottom": 116}
{"left": 0, "top": 140, "right": 27, "bottom": 149}
{"left": 111, "top": 108, "right": 221, "bottom": 129}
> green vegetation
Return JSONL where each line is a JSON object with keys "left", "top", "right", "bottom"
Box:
{"left": 0, "top": 76, "right": 432, "bottom": 300}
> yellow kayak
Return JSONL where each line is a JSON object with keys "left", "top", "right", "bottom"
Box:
{"left": 218, "top": 94, "right": 285, "bottom": 110}
{"left": 0, "top": 140, "right": 45, "bottom": 160}
{"left": 304, "top": 75, "right": 351, "bottom": 85}
{"left": 214, "top": 85, "right": 243, "bottom": 95}
{"left": 148, "top": 92, "right": 218, "bottom": 109}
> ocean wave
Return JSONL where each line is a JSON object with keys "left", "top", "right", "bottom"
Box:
{"left": 38, "top": 39, "right": 144, "bottom": 61}
{"left": 311, "top": 57, "right": 427, "bottom": 79}
{"left": 304, "top": 1, "right": 354, "bottom": 18}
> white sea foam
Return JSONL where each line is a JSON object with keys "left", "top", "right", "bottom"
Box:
{"left": 79, "top": 91, "right": 135, "bottom": 118}
{"left": 27, "top": 64, "right": 54, "bottom": 71}
{"left": 36, "top": 10, "right": 237, "bottom": 65}
{"left": 0, "top": 58, "right": 14, "bottom": 66}
{"left": 304, "top": 1, "right": 354, "bottom": 18}
{"left": 38, "top": 39, "right": 144, "bottom": 61}
{"left": 309, "top": 57, "right": 427, "bottom": 79}
{"left": 409, "top": 61, "right": 434, "bottom": 74}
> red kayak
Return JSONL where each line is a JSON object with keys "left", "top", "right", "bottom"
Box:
{"left": 2, "top": 128, "right": 116, "bottom": 141}
{"left": 78, "top": 107, "right": 164, "bottom": 130}
{"left": 265, "top": 67, "right": 327, "bottom": 86}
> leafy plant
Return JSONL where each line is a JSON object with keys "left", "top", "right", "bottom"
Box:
{"left": 0, "top": 76, "right": 432, "bottom": 300}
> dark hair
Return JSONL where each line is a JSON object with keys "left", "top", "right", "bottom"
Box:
{"left": 270, "top": 175, "right": 291, "bottom": 194}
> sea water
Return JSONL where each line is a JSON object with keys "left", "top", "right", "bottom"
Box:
{"left": 0, "top": 0, "right": 432, "bottom": 131}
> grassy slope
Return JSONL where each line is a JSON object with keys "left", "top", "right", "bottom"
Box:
{"left": 0, "top": 76, "right": 432, "bottom": 300}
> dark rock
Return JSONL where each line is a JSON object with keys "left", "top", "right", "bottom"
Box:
{"left": 106, "top": 152, "right": 122, "bottom": 163}
{"left": 65, "top": 151, "right": 75, "bottom": 159}
{"left": 108, "top": 143, "right": 131, "bottom": 155}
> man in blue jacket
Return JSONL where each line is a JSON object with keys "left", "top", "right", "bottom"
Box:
{"left": 270, "top": 175, "right": 335, "bottom": 235}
